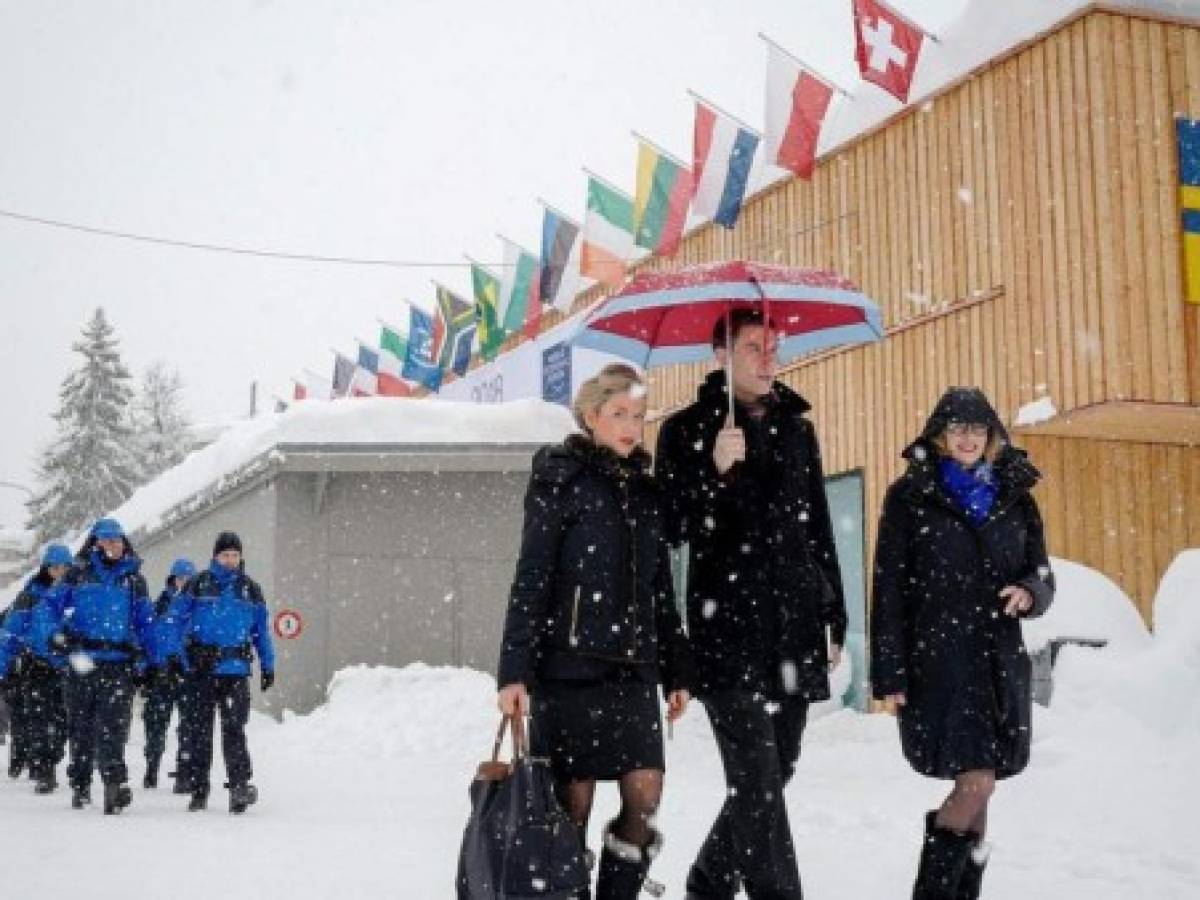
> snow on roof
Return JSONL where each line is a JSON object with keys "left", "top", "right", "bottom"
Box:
{"left": 109, "top": 397, "right": 576, "bottom": 541}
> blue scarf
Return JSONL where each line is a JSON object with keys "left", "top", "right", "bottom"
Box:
{"left": 937, "top": 457, "right": 998, "bottom": 526}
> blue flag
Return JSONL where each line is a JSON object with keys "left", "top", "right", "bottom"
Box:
{"left": 450, "top": 325, "right": 476, "bottom": 377}
{"left": 402, "top": 305, "right": 443, "bottom": 391}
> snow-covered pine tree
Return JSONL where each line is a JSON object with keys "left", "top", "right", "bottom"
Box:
{"left": 25, "top": 307, "right": 142, "bottom": 546}
{"left": 131, "top": 360, "right": 193, "bottom": 482}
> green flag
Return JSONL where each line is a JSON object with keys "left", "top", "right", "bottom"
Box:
{"left": 471, "top": 264, "right": 504, "bottom": 361}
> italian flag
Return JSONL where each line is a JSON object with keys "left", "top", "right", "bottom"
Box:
{"left": 634, "top": 140, "right": 692, "bottom": 256}
{"left": 500, "top": 239, "right": 541, "bottom": 340}
{"left": 581, "top": 176, "right": 634, "bottom": 290}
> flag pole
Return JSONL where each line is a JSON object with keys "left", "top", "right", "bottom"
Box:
{"left": 757, "top": 33, "right": 856, "bottom": 97}
{"left": 535, "top": 197, "right": 582, "bottom": 228}
{"left": 687, "top": 89, "right": 762, "bottom": 137}
{"left": 582, "top": 167, "right": 635, "bottom": 202}
{"left": 630, "top": 131, "right": 691, "bottom": 170}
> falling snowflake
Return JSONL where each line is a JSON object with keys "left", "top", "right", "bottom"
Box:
{"left": 702, "top": 599, "right": 718, "bottom": 619}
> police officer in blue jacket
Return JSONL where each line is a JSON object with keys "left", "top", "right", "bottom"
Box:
{"left": 170, "top": 531, "right": 275, "bottom": 813}
{"left": 57, "top": 517, "right": 154, "bottom": 813}
{"left": 141, "top": 557, "right": 196, "bottom": 789}
{"left": 0, "top": 543, "right": 73, "bottom": 793}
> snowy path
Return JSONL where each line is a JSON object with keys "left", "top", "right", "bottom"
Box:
{"left": 2, "top": 663, "right": 1196, "bottom": 899}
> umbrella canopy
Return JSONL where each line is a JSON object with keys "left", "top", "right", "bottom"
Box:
{"left": 570, "top": 260, "right": 884, "bottom": 368}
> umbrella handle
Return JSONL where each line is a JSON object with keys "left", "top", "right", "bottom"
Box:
{"left": 725, "top": 305, "right": 735, "bottom": 427}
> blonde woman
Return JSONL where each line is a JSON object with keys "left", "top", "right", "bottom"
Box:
{"left": 497, "top": 363, "right": 694, "bottom": 899}
{"left": 871, "top": 387, "right": 1055, "bottom": 899}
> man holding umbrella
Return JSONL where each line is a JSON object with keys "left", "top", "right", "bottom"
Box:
{"left": 655, "top": 308, "right": 847, "bottom": 900}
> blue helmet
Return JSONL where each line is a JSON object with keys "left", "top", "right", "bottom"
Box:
{"left": 42, "top": 543, "right": 73, "bottom": 567}
{"left": 169, "top": 558, "right": 197, "bottom": 580}
{"left": 91, "top": 518, "right": 125, "bottom": 540}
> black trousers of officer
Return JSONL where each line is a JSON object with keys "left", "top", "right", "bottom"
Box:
{"left": 142, "top": 669, "right": 182, "bottom": 769}
{"left": 2, "top": 676, "right": 30, "bottom": 770}
{"left": 179, "top": 674, "right": 252, "bottom": 792}
{"left": 23, "top": 661, "right": 68, "bottom": 776}
{"left": 686, "top": 691, "right": 810, "bottom": 900}
{"left": 65, "top": 661, "right": 135, "bottom": 788}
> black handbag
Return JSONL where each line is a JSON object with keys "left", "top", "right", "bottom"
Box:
{"left": 456, "top": 715, "right": 590, "bottom": 899}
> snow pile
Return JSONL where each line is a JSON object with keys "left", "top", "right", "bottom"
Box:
{"left": 1021, "top": 556, "right": 1151, "bottom": 653}
{"left": 109, "top": 398, "right": 576, "bottom": 537}
{"left": 1013, "top": 395, "right": 1058, "bottom": 427}
{"left": 281, "top": 663, "right": 497, "bottom": 759}
{"left": 1047, "top": 550, "right": 1200, "bottom": 740}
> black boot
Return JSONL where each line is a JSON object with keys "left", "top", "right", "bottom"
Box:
{"left": 957, "top": 835, "right": 990, "bottom": 900}
{"left": 913, "top": 811, "right": 974, "bottom": 899}
{"left": 103, "top": 782, "right": 133, "bottom": 815}
{"left": 71, "top": 784, "right": 91, "bottom": 809}
{"left": 596, "top": 820, "right": 663, "bottom": 900}
{"left": 170, "top": 770, "right": 192, "bottom": 794}
{"left": 228, "top": 782, "right": 258, "bottom": 814}
{"left": 8, "top": 754, "right": 23, "bottom": 779}
{"left": 144, "top": 755, "right": 160, "bottom": 789}
{"left": 188, "top": 785, "right": 209, "bottom": 812}
{"left": 32, "top": 765, "right": 58, "bottom": 795}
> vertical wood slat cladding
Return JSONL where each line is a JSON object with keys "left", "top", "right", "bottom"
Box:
{"left": 631, "top": 10, "right": 1200, "bottom": 621}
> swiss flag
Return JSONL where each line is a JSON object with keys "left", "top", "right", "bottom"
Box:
{"left": 852, "top": 0, "right": 926, "bottom": 103}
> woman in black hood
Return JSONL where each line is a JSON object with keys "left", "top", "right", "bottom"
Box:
{"left": 870, "top": 388, "right": 1055, "bottom": 899}
{"left": 496, "top": 363, "right": 694, "bottom": 899}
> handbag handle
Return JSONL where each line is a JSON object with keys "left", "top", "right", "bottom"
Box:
{"left": 491, "top": 714, "right": 528, "bottom": 763}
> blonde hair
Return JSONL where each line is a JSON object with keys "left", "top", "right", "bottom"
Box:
{"left": 930, "top": 428, "right": 1005, "bottom": 464}
{"left": 572, "top": 363, "right": 645, "bottom": 433}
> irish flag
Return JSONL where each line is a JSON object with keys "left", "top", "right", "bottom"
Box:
{"left": 581, "top": 176, "right": 634, "bottom": 290}
{"left": 500, "top": 238, "right": 541, "bottom": 340}
{"left": 692, "top": 100, "right": 760, "bottom": 229}
{"left": 634, "top": 140, "right": 692, "bottom": 256}
{"left": 377, "top": 324, "right": 412, "bottom": 396}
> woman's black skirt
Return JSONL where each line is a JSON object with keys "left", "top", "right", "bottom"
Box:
{"left": 530, "top": 677, "right": 665, "bottom": 781}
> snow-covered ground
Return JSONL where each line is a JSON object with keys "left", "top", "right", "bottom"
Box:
{"left": 3, "top": 553, "right": 1198, "bottom": 898}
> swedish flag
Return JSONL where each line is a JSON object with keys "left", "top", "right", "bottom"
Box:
{"left": 1180, "top": 118, "right": 1200, "bottom": 304}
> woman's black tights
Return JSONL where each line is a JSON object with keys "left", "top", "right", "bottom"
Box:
{"left": 559, "top": 767, "right": 664, "bottom": 850}
{"left": 936, "top": 768, "right": 994, "bottom": 835}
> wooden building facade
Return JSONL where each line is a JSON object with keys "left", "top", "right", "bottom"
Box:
{"left": 458, "top": 4, "right": 1200, "bottom": 624}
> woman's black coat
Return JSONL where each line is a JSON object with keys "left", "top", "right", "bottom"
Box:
{"left": 496, "top": 435, "right": 693, "bottom": 695}
{"left": 870, "top": 389, "right": 1055, "bottom": 780}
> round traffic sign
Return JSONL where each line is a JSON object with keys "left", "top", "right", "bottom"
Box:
{"left": 273, "top": 609, "right": 304, "bottom": 640}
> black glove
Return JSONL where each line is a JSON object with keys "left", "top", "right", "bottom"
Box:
{"left": 260, "top": 671, "right": 274, "bottom": 692}
{"left": 166, "top": 657, "right": 185, "bottom": 682}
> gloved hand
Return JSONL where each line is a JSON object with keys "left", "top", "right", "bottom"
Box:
{"left": 166, "top": 657, "right": 185, "bottom": 682}
{"left": 260, "top": 671, "right": 274, "bottom": 692}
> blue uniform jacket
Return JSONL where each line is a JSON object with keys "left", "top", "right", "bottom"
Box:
{"left": 166, "top": 562, "right": 275, "bottom": 678}
{"left": 0, "top": 573, "right": 70, "bottom": 673}
{"left": 146, "top": 586, "right": 183, "bottom": 667}
{"left": 60, "top": 547, "right": 153, "bottom": 665}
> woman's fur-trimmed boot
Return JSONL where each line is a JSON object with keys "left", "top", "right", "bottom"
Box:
{"left": 596, "top": 819, "right": 664, "bottom": 900}
{"left": 912, "top": 811, "right": 975, "bottom": 899}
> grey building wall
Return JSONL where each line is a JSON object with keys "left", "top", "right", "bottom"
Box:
{"left": 272, "top": 467, "right": 529, "bottom": 715}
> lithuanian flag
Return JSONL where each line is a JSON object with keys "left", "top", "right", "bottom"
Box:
{"left": 634, "top": 139, "right": 693, "bottom": 257}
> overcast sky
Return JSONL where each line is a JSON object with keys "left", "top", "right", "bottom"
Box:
{"left": 0, "top": 0, "right": 970, "bottom": 530}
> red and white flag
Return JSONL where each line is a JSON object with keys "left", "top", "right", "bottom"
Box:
{"left": 852, "top": 0, "right": 926, "bottom": 103}
{"left": 763, "top": 42, "right": 835, "bottom": 179}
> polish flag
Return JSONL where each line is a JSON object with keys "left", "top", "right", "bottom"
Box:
{"left": 763, "top": 43, "right": 835, "bottom": 179}
{"left": 852, "top": 0, "right": 926, "bottom": 103}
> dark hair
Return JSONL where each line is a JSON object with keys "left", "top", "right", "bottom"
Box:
{"left": 711, "top": 308, "right": 776, "bottom": 349}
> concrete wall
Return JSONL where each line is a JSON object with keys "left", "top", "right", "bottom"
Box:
{"left": 273, "top": 469, "right": 529, "bottom": 714}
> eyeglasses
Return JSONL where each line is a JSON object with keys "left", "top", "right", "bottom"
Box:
{"left": 945, "top": 423, "right": 989, "bottom": 438}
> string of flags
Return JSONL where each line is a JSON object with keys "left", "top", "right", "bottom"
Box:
{"left": 290, "top": 0, "right": 935, "bottom": 404}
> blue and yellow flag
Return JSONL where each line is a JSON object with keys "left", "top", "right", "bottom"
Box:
{"left": 1179, "top": 117, "right": 1200, "bottom": 304}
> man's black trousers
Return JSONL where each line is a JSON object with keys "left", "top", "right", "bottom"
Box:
{"left": 686, "top": 691, "right": 810, "bottom": 900}
{"left": 65, "top": 661, "right": 135, "bottom": 788}
{"left": 178, "top": 674, "right": 252, "bottom": 792}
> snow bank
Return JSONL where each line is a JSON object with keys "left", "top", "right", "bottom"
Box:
{"left": 1022, "top": 556, "right": 1150, "bottom": 653}
{"left": 110, "top": 397, "right": 576, "bottom": 537}
{"left": 1046, "top": 550, "right": 1200, "bottom": 740}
